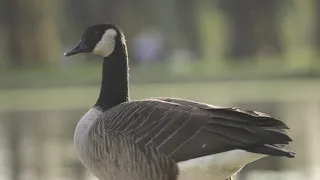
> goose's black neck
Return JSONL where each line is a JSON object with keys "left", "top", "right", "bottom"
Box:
{"left": 94, "top": 37, "right": 129, "bottom": 111}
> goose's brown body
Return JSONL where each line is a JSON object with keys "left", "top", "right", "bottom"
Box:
{"left": 75, "top": 98, "right": 293, "bottom": 180}
{"left": 66, "top": 23, "right": 295, "bottom": 180}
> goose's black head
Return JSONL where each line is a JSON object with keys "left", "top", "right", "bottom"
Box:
{"left": 65, "top": 23, "right": 123, "bottom": 57}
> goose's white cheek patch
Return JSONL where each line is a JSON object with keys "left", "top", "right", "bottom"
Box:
{"left": 93, "top": 29, "right": 117, "bottom": 57}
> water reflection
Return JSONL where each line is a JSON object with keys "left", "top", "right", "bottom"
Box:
{"left": 2, "top": 109, "right": 86, "bottom": 180}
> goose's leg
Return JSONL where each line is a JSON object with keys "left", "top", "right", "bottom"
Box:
{"left": 225, "top": 177, "right": 232, "bottom": 180}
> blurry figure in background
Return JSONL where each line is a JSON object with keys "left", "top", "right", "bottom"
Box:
{"left": 131, "top": 27, "right": 165, "bottom": 64}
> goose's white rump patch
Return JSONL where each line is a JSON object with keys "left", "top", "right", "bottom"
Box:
{"left": 93, "top": 28, "right": 118, "bottom": 57}
{"left": 177, "top": 150, "right": 267, "bottom": 180}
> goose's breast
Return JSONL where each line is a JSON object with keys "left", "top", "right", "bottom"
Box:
{"left": 75, "top": 132, "right": 153, "bottom": 180}
{"left": 73, "top": 108, "right": 103, "bottom": 174}
{"left": 74, "top": 138, "right": 116, "bottom": 180}
{"left": 177, "top": 150, "right": 266, "bottom": 180}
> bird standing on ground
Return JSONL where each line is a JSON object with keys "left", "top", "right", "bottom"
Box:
{"left": 64, "top": 23, "right": 295, "bottom": 180}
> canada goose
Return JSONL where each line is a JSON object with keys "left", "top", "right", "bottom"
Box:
{"left": 64, "top": 23, "right": 295, "bottom": 180}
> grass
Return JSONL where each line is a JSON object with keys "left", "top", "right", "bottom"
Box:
{"left": 1, "top": 51, "right": 320, "bottom": 89}
{"left": 1, "top": 78, "right": 320, "bottom": 113}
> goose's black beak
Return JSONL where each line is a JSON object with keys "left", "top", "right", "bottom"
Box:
{"left": 64, "top": 40, "right": 90, "bottom": 57}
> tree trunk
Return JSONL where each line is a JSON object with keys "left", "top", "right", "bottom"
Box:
{"left": 149, "top": 0, "right": 201, "bottom": 59}
{"left": 2, "top": 0, "right": 60, "bottom": 67}
{"left": 150, "top": 0, "right": 182, "bottom": 52}
{"left": 219, "top": 0, "right": 283, "bottom": 59}
{"left": 176, "top": 0, "right": 201, "bottom": 58}
{"left": 314, "top": 0, "right": 320, "bottom": 50}
{"left": 3, "top": 0, "right": 23, "bottom": 66}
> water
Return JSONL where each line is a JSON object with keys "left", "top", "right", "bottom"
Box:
{"left": 0, "top": 109, "right": 90, "bottom": 180}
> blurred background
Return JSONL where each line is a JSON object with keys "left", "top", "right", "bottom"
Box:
{"left": 0, "top": 0, "right": 319, "bottom": 180}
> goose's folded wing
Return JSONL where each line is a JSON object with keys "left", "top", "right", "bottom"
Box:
{"left": 98, "top": 99, "right": 294, "bottom": 162}
{"left": 97, "top": 100, "right": 207, "bottom": 159}
{"left": 157, "top": 98, "right": 294, "bottom": 158}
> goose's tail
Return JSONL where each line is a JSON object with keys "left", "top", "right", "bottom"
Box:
{"left": 206, "top": 108, "right": 296, "bottom": 158}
